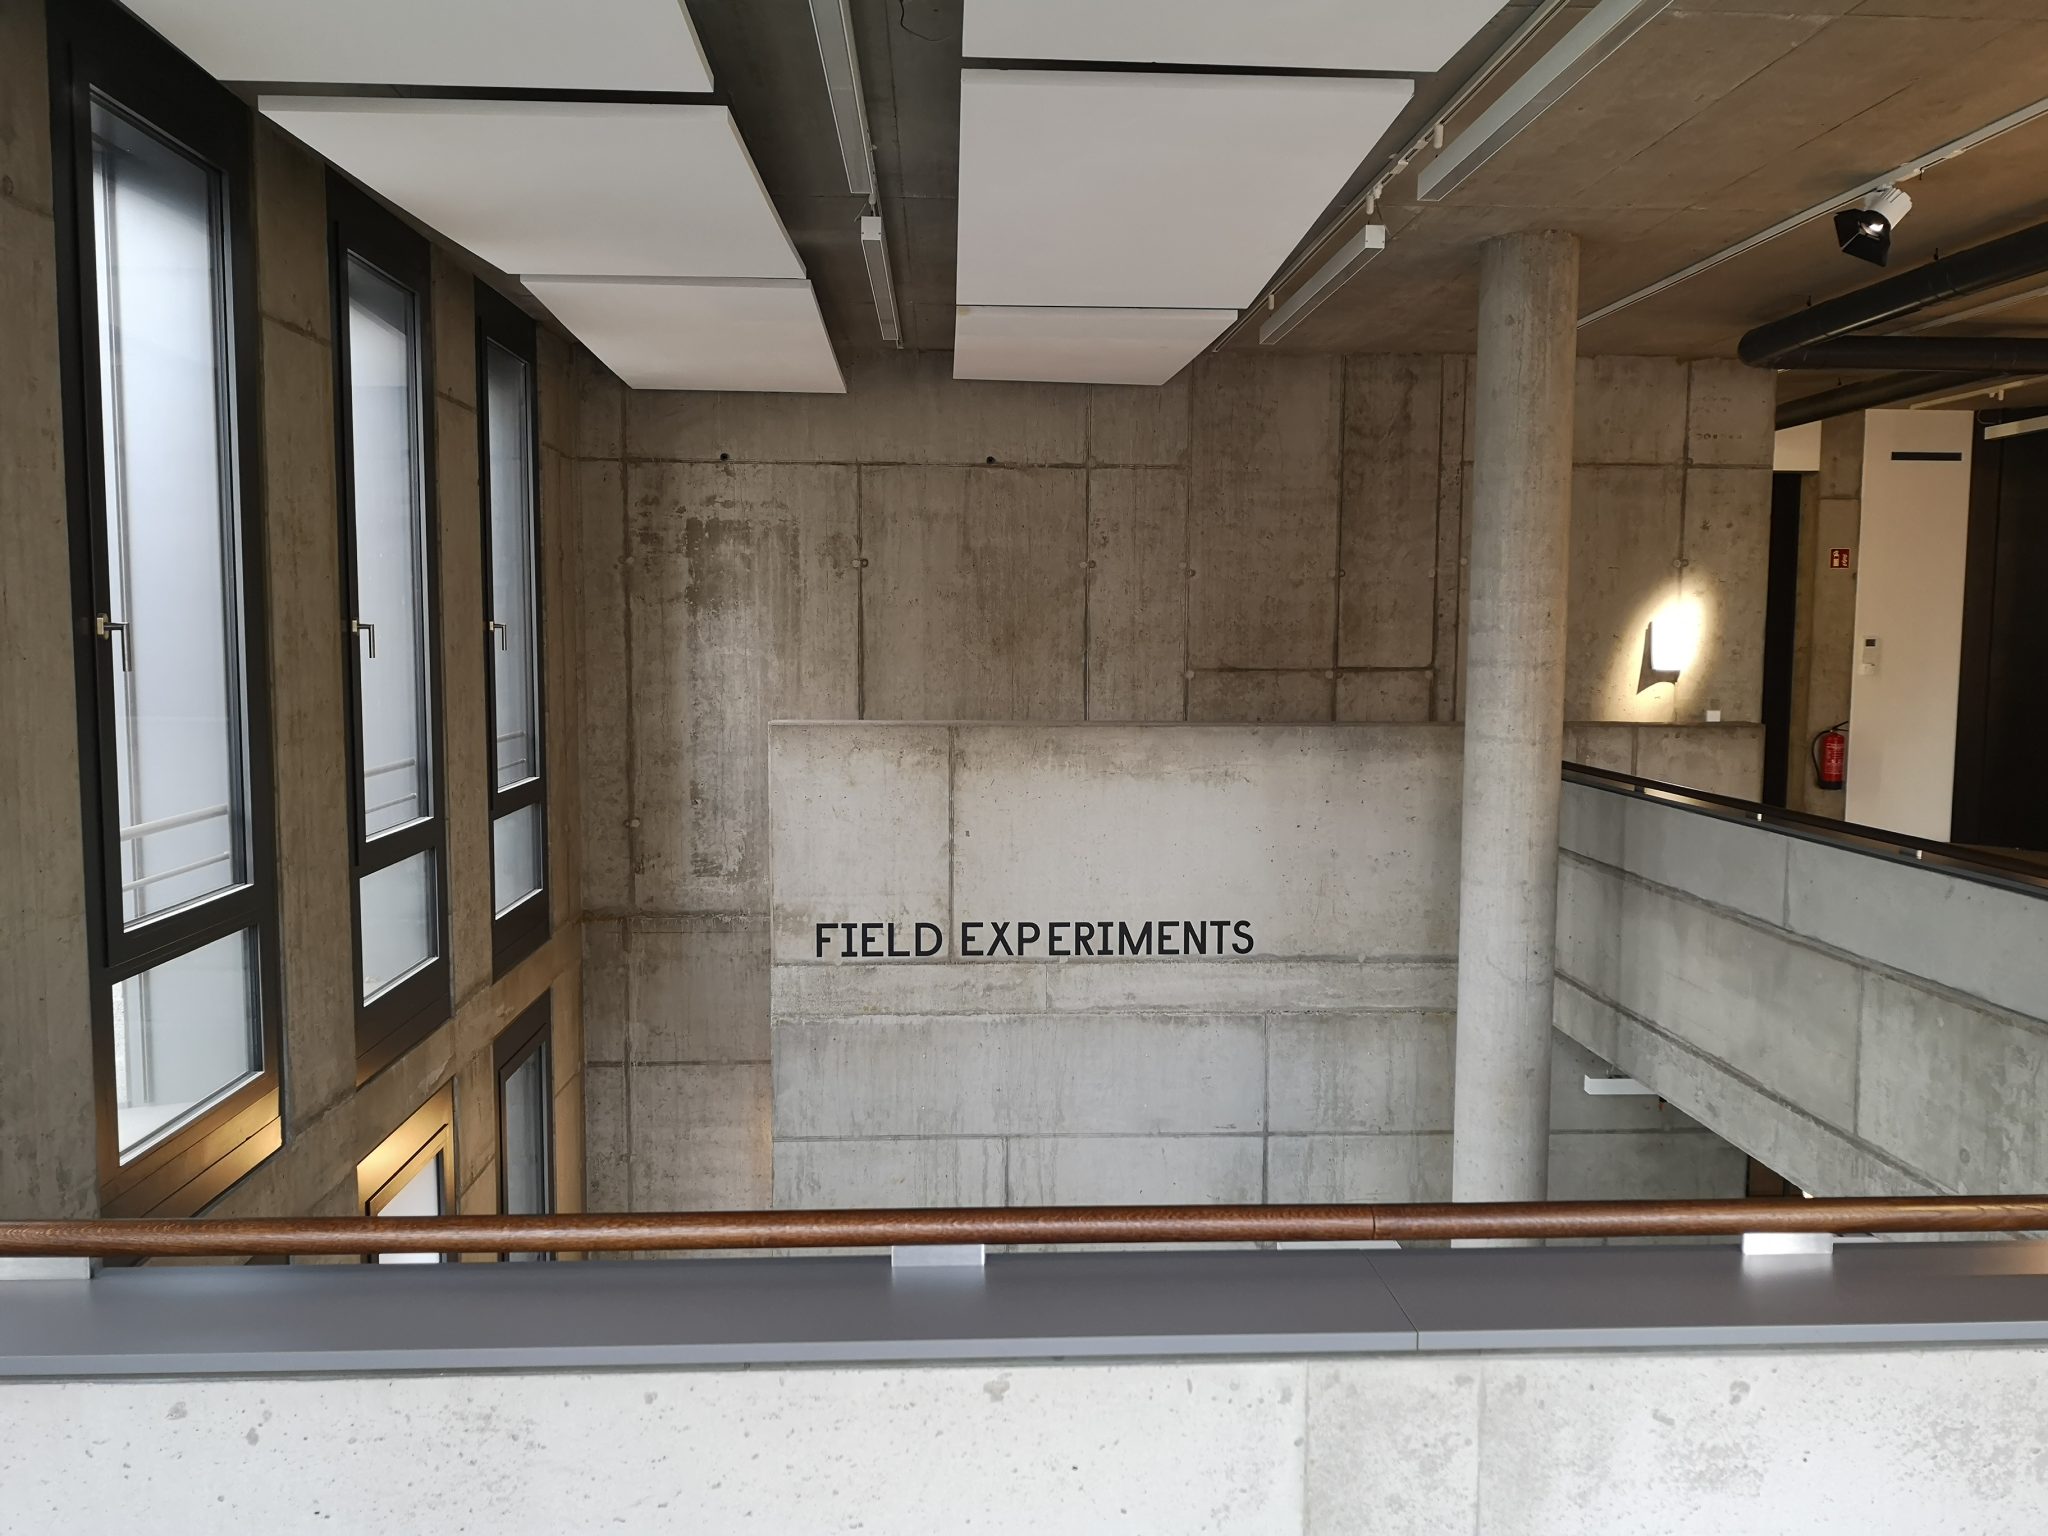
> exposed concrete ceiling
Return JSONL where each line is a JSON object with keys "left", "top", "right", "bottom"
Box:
{"left": 691, "top": 0, "right": 2048, "bottom": 384}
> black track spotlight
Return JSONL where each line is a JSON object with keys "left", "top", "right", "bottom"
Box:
{"left": 1834, "top": 185, "right": 1913, "bottom": 267}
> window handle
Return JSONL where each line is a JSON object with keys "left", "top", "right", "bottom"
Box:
{"left": 94, "top": 613, "right": 132, "bottom": 671}
{"left": 487, "top": 619, "right": 508, "bottom": 651}
{"left": 351, "top": 618, "right": 378, "bottom": 659}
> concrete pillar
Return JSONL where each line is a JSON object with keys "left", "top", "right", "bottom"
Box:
{"left": 1452, "top": 231, "right": 1580, "bottom": 1205}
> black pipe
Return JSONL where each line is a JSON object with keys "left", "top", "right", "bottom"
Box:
{"left": 1771, "top": 336, "right": 2048, "bottom": 373}
{"left": 1740, "top": 217, "right": 2048, "bottom": 366}
{"left": 1774, "top": 371, "right": 1998, "bottom": 430}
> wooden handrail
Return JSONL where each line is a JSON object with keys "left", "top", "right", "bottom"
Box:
{"left": 3, "top": 1195, "right": 2046, "bottom": 1257}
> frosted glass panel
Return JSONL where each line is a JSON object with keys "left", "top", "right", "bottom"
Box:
{"left": 492, "top": 806, "right": 542, "bottom": 917}
{"left": 375, "top": 1151, "right": 445, "bottom": 1265}
{"left": 345, "top": 255, "right": 433, "bottom": 839}
{"left": 90, "top": 102, "right": 249, "bottom": 928}
{"left": 111, "top": 927, "right": 260, "bottom": 1159}
{"left": 485, "top": 341, "right": 540, "bottom": 791}
{"left": 359, "top": 850, "right": 436, "bottom": 1001}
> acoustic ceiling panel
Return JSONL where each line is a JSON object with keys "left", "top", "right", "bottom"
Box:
{"left": 963, "top": 0, "right": 1504, "bottom": 75}
{"left": 956, "top": 70, "right": 1410, "bottom": 310}
{"left": 121, "top": 1, "right": 713, "bottom": 92}
{"left": 526, "top": 278, "right": 845, "bottom": 394}
{"left": 953, "top": 306, "right": 1233, "bottom": 386}
{"left": 259, "top": 100, "right": 798, "bottom": 280}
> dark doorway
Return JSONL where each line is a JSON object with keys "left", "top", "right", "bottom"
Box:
{"left": 1759, "top": 471, "right": 1807, "bottom": 808}
{"left": 1953, "top": 412, "right": 2048, "bottom": 852}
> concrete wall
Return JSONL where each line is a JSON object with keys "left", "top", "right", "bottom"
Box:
{"left": 768, "top": 723, "right": 1742, "bottom": 1211}
{"left": 1845, "top": 410, "right": 1974, "bottom": 841}
{"left": 578, "top": 352, "right": 1773, "bottom": 1211}
{"left": 6, "top": 1346, "right": 2045, "bottom": 1532}
{"left": 1556, "top": 779, "right": 2048, "bottom": 1197}
{"left": 0, "top": 0, "right": 97, "bottom": 1219}
{"left": 0, "top": 0, "right": 585, "bottom": 1227}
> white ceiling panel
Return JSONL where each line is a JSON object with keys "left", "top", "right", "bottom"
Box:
{"left": 259, "top": 100, "right": 799, "bottom": 280}
{"left": 526, "top": 277, "right": 845, "bottom": 394}
{"left": 123, "top": 1, "right": 713, "bottom": 92}
{"left": 953, "top": 306, "right": 1233, "bottom": 386}
{"left": 964, "top": 0, "right": 1504, "bottom": 75}
{"left": 956, "top": 70, "right": 1409, "bottom": 310}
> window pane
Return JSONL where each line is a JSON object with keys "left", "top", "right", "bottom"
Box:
{"left": 485, "top": 342, "right": 539, "bottom": 791}
{"left": 503, "top": 1046, "right": 551, "bottom": 1233}
{"left": 375, "top": 1151, "right": 445, "bottom": 1265}
{"left": 492, "top": 805, "right": 542, "bottom": 917}
{"left": 359, "top": 850, "right": 436, "bottom": 1001}
{"left": 345, "top": 256, "right": 432, "bottom": 839}
{"left": 90, "top": 103, "right": 249, "bottom": 928}
{"left": 110, "top": 927, "right": 259, "bottom": 1159}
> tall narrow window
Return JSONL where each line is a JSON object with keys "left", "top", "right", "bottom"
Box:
{"left": 332, "top": 180, "right": 448, "bottom": 1078}
{"left": 357, "top": 1084, "right": 456, "bottom": 1265}
{"left": 494, "top": 996, "right": 554, "bottom": 1261}
{"left": 476, "top": 286, "right": 549, "bottom": 973}
{"left": 51, "top": 0, "right": 283, "bottom": 1214}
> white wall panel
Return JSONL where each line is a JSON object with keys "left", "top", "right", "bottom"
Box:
{"left": 964, "top": 0, "right": 1504, "bottom": 74}
{"left": 526, "top": 278, "right": 845, "bottom": 394}
{"left": 953, "top": 306, "right": 1232, "bottom": 386}
{"left": 259, "top": 99, "right": 798, "bottom": 280}
{"left": 123, "top": 0, "right": 712, "bottom": 92}
{"left": 956, "top": 70, "right": 1409, "bottom": 310}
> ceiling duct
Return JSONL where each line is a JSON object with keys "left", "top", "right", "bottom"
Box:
{"left": 1769, "top": 336, "right": 2048, "bottom": 374}
{"left": 1774, "top": 372, "right": 1998, "bottom": 431}
{"left": 1740, "top": 216, "right": 2048, "bottom": 367}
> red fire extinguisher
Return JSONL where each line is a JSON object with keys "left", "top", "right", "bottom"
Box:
{"left": 1813, "top": 723, "right": 1848, "bottom": 791}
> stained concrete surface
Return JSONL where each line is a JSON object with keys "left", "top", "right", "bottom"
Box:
{"left": 768, "top": 723, "right": 1740, "bottom": 1211}
{"left": 1555, "top": 779, "right": 2048, "bottom": 1199}
{"left": 5, "top": 1341, "right": 2043, "bottom": 1532}
{"left": 580, "top": 347, "right": 1776, "bottom": 1216}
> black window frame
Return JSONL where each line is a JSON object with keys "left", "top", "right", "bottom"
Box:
{"left": 492, "top": 994, "right": 555, "bottom": 1258}
{"left": 356, "top": 1082, "right": 457, "bottom": 1263}
{"left": 328, "top": 175, "right": 452, "bottom": 1083}
{"left": 47, "top": 0, "right": 284, "bottom": 1217}
{"left": 475, "top": 282, "right": 551, "bottom": 976}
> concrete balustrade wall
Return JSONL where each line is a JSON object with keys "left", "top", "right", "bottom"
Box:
{"left": 768, "top": 723, "right": 1743, "bottom": 1210}
{"left": 576, "top": 351, "right": 1774, "bottom": 1212}
{"left": 1555, "top": 779, "right": 2048, "bottom": 1196}
{"left": 6, "top": 1345, "right": 2045, "bottom": 1533}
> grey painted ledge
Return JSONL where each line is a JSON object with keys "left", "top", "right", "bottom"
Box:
{"left": 4, "top": 1242, "right": 2048, "bottom": 1378}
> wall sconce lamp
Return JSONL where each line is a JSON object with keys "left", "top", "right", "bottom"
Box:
{"left": 1638, "top": 597, "right": 1702, "bottom": 692}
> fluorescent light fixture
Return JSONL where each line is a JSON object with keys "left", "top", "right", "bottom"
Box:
{"left": 861, "top": 213, "right": 902, "bottom": 347}
{"left": 1418, "top": 0, "right": 1674, "bottom": 203}
{"left": 1259, "top": 223, "right": 1386, "bottom": 344}
{"left": 808, "top": 0, "right": 874, "bottom": 197}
